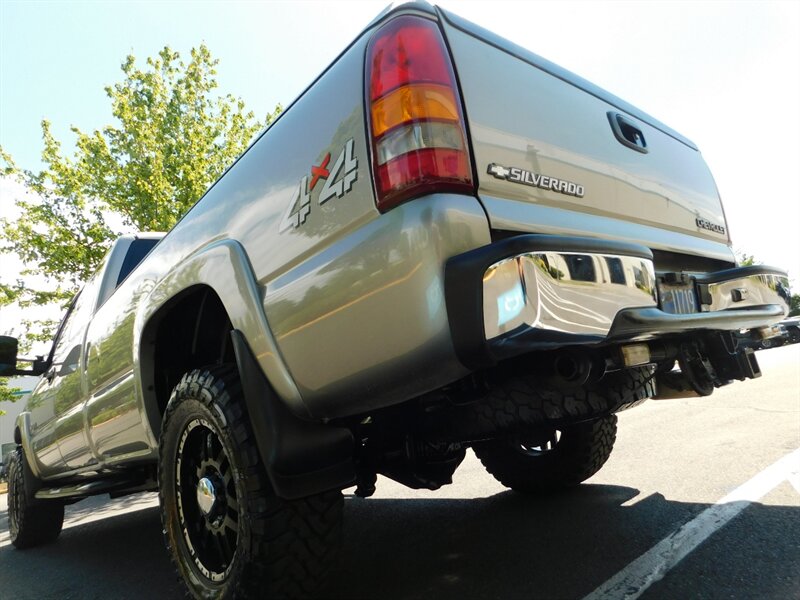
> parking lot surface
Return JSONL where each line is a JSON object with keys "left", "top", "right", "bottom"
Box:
{"left": 1, "top": 345, "right": 797, "bottom": 599}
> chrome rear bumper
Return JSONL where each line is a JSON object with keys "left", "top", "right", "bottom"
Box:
{"left": 695, "top": 266, "right": 791, "bottom": 312}
{"left": 445, "top": 234, "right": 790, "bottom": 369}
{"left": 482, "top": 251, "right": 657, "bottom": 340}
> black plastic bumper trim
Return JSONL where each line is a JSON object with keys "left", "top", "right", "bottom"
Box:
{"left": 606, "top": 305, "right": 786, "bottom": 340}
{"left": 231, "top": 330, "right": 355, "bottom": 499}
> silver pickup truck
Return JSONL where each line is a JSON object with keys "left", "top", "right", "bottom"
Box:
{"left": 1, "top": 2, "right": 794, "bottom": 598}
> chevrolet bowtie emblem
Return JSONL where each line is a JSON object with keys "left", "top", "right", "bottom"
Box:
{"left": 487, "top": 164, "right": 510, "bottom": 179}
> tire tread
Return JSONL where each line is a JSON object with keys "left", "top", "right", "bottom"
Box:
{"left": 7, "top": 447, "right": 64, "bottom": 549}
{"left": 463, "top": 366, "right": 654, "bottom": 440}
{"left": 474, "top": 415, "right": 618, "bottom": 493}
{"left": 159, "top": 366, "right": 342, "bottom": 599}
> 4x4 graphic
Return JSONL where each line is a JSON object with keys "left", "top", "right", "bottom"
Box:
{"left": 280, "top": 138, "right": 358, "bottom": 232}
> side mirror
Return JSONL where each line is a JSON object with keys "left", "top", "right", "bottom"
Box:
{"left": 0, "top": 336, "right": 18, "bottom": 376}
{"left": 0, "top": 335, "right": 48, "bottom": 377}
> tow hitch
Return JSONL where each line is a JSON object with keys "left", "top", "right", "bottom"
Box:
{"left": 652, "top": 321, "right": 798, "bottom": 400}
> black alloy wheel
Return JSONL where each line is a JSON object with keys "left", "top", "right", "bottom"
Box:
{"left": 159, "top": 367, "right": 343, "bottom": 599}
{"left": 175, "top": 417, "right": 239, "bottom": 582}
{"left": 514, "top": 428, "right": 561, "bottom": 456}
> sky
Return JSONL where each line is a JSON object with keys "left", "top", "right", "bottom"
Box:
{"left": 1, "top": 0, "right": 799, "bottom": 338}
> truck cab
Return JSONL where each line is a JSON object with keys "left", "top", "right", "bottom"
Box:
{"left": 24, "top": 233, "right": 163, "bottom": 478}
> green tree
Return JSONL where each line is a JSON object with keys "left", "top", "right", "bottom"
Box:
{"left": 737, "top": 252, "right": 759, "bottom": 267}
{"left": 0, "top": 44, "right": 281, "bottom": 400}
{"left": 789, "top": 294, "right": 800, "bottom": 318}
{"left": 0, "top": 380, "right": 21, "bottom": 415}
{"left": 1, "top": 44, "right": 280, "bottom": 313}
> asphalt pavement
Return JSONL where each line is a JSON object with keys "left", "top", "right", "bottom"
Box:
{"left": 1, "top": 344, "right": 798, "bottom": 599}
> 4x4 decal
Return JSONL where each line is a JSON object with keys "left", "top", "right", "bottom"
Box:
{"left": 280, "top": 138, "right": 358, "bottom": 232}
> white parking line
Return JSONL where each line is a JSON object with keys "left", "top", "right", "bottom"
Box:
{"left": 584, "top": 447, "right": 800, "bottom": 600}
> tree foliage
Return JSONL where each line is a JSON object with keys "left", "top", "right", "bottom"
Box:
{"left": 0, "top": 44, "right": 281, "bottom": 401}
{"left": 790, "top": 294, "right": 800, "bottom": 318}
{"left": 1, "top": 44, "right": 280, "bottom": 316}
{"left": 737, "top": 252, "right": 759, "bottom": 267}
{"left": 0, "top": 379, "right": 21, "bottom": 414}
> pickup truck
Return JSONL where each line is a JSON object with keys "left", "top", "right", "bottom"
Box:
{"left": 1, "top": 2, "right": 795, "bottom": 598}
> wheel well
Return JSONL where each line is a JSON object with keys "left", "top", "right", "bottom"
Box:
{"left": 141, "top": 286, "right": 235, "bottom": 437}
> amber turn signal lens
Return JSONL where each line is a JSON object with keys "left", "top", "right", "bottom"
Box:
{"left": 371, "top": 84, "right": 459, "bottom": 138}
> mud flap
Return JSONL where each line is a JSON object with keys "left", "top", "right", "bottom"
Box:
{"left": 230, "top": 330, "right": 355, "bottom": 499}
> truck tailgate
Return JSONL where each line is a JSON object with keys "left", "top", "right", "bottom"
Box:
{"left": 439, "top": 10, "right": 732, "bottom": 260}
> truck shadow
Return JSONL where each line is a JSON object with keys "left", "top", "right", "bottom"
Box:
{"left": 0, "top": 485, "right": 798, "bottom": 600}
{"left": 0, "top": 501, "right": 182, "bottom": 599}
{"left": 330, "top": 485, "right": 800, "bottom": 600}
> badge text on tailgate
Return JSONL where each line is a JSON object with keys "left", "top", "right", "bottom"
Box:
{"left": 487, "top": 163, "right": 585, "bottom": 198}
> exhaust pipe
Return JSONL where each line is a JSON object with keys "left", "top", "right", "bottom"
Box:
{"left": 550, "top": 350, "right": 594, "bottom": 387}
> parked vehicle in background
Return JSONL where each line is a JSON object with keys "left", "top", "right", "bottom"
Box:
{"left": 1, "top": 2, "right": 795, "bottom": 598}
{"left": 1, "top": 442, "right": 16, "bottom": 482}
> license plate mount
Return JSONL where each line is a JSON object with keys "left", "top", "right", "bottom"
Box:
{"left": 659, "top": 282, "right": 699, "bottom": 314}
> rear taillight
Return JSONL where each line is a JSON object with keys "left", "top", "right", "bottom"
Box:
{"left": 366, "top": 16, "right": 473, "bottom": 212}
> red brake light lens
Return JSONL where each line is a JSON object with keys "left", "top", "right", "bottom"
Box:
{"left": 367, "top": 16, "right": 473, "bottom": 212}
{"left": 369, "top": 19, "right": 454, "bottom": 100}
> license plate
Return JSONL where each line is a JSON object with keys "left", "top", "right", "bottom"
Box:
{"left": 659, "top": 283, "right": 699, "bottom": 314}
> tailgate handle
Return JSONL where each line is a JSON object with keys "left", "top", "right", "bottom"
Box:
{"left": 607, "top": 112, "right": 648, "bottom": 153}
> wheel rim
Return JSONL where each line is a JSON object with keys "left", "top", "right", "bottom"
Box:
{"left": 515, "top": 429, "right": 562, "bottom": 456}
{"left": 176, "top": 418, "right": 239, "bottom": 583}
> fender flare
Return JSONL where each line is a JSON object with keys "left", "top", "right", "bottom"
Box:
{"left": 13, "top": 412, "right": 43, "bottom": 480}
{"left": 133, "top": 239, "right": 354, "bottom": 498}
{"left": 133, "top": 239, "right": 305, "bottom": 446}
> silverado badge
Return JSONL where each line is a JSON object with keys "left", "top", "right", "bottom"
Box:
{"left": 487, "top": 163, "right": 585, "bottom": 198}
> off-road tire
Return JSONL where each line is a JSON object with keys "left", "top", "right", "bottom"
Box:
{"left": 473, "top": 415, "right": 618, "bottom": 493}
{"left": 159, "top": 367, "right": 343, "bottom": 600}
{"left": 450, "top": 365, "right": 654, "bottom": 442}
{"left": 7, "top": 446, "right": 65, "bottom": 548}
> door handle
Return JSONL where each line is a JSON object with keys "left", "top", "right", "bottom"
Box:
{"left": 607, "top": 112, "right": 648, "bottom": 153}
